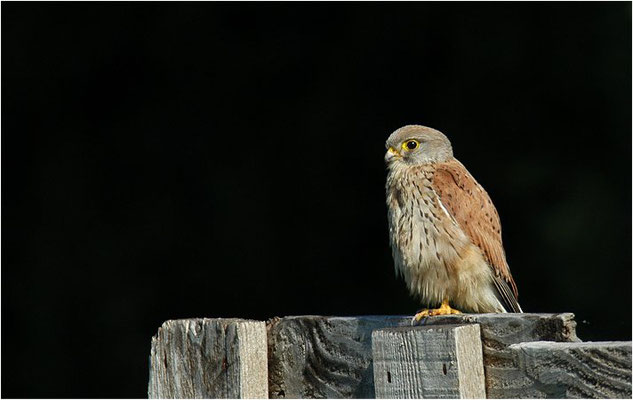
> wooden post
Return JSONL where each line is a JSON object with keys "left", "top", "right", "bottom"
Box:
{"left": 419, "top": 313, "right": 580, "bottom": 398}
{"left": 148, "top": 318, "right": 268, "bottom": 399}
{"left": 267, "top": 315, "right": 413, "bottom": 398}
{"left": 372, "top": 324, "right": 486, "bottom": 399}
{"left": 148, "top": 314, "right": 583, "bottom": 398}
{"left": 509, "top": 341, "right": 632, "bottom": 398}
{"left": 266, "top": 313, "right": 578, "bottom": 398}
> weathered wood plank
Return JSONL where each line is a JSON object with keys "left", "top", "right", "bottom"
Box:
{"left": 148, "top": 318, "right": 268, "bottom": 399}
{"left": 508, "top": 341, "right": 632, "bottom": 398}
{"left": 266, "top": 315, "right": 412, "bottom": 398}
{"left": 420, "top": 313, "right": 580, "bottom": 398}
{"left": 372, "top": 324, "right": 485, "bottom": 399}
{"left": 266, "top": 313, "right": 578, "bottom": 398}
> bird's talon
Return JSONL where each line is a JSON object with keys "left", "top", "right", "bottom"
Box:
{"left": 411, "top": 309, "right": 431, "bottom": 325}
{"left": 412, "top": 300, "right": 462, "bottom": 323}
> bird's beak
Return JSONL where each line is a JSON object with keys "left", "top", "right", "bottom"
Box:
{"left": 385, "top": 146, "right": 401, "bottom": 162}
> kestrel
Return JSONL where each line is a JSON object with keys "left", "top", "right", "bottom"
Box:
{"left": 384, "top": 125, "right": 522, "bottom": 321}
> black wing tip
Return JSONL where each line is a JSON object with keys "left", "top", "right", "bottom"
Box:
{"left": 493, "top": 276, "right": 523, "bottom": 313}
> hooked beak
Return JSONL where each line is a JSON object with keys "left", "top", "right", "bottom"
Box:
{"left": 384, "top": 146, "right": 401, "bottom": 162}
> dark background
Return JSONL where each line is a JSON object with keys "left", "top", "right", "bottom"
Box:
{"left": 2, "top": 2, "right": 631, "bottom": 398}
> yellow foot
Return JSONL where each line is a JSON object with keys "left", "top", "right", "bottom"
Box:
{"left": 412, "top": 300, "right": 462, "bottom": 324}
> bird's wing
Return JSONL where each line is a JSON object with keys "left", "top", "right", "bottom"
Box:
{"left": 431, "top": 159, "right": 522, "bottom": 313}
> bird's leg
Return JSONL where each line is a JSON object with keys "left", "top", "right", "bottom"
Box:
{"left": 412, "top": 299, "right": 462, "bottom": 324}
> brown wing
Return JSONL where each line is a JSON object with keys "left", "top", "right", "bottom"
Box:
{"left": 431, "top": 159, "right": 522, "bottom": 313}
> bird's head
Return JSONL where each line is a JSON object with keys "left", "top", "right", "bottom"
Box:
{"left": 384, "top": 125, "right": 453, "bottom": 166}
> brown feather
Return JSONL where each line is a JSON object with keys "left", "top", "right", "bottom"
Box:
{"left": 431, "top": 159, "right": 522, "bottom": 312}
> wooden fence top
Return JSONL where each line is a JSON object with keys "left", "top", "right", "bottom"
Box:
{"left": 149, "top": 313, "right": 631, "bottom": 399}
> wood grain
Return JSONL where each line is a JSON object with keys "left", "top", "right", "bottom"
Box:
{"left": 148, "top": 318, "right": 268, "bottom": 399}
{"left": 509, "top": 341, "right": 632, "bottom": 398}
{"left": 372, "top": 324, "right": 485, "bottom": 398}
{"left": 266, "top": 313, "right": 578, "bottom": 398}
{"left": 267, "top": 315, "right": 412, "bottom": 398}
{"left": 420, "top": 312, "right": 580, "bottom": 398}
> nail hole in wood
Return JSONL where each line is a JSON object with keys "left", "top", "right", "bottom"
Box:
{"left": 387, "top": 371, "right": 392, "bottom": 383}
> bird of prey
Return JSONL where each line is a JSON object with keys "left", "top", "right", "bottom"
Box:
{"left": 384, "top": 125, "right": 522, "bottom": 321}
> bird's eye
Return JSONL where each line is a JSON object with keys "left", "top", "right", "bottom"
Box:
{"left": 402, "top": 139, "right": 419, "bottom": 151}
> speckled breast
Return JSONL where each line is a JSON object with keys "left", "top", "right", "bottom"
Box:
{"left": 385, "top": 163, "right": 470, "bottom": 305}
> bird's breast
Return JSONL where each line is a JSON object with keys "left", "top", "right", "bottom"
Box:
{"left": 386, "top": 165, "right": 473, "bottom": 304}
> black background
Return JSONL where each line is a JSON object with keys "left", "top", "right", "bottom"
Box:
{"left": 2, "top": 3, "right": 631, "bottom": 398}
